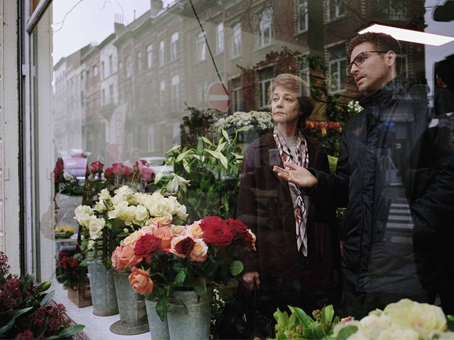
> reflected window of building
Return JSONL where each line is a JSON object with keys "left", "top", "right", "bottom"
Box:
{"left": 109, "top": 84, "right": 114, "bottom": 104}
{"left": 137, "top": 52, "right": 142, "bottom": 73}
{"left": 126, "top": 55, "right": 132, "bottom": 78}
{"left": 94, "top": 65, "right": 98, "bottom": 77}
{"left": 216, "top": 23, "right": 224, "bottom": 54}
{"left": 171, "top": 32, "right": 179, "bottom": 61}
{"left": 101, "top": 61, "right": 105, "bottom": 79}
{"left": 197, "top": 80, "right": 207, "bottom": 103}
{"left": 160, "top": 80, "right": 166, "bottom": 107}
{"left": 159, "top": 40, "right": 165, "bottom": 67}
{"left": 328, "top": 43, "right": 347, "bottom": 93}
{"left": 231, "top": 22, "right": 242, "bottom": 59}
{"left": 102, "top": 89, "right": 106, "bottom": 105}
{"left": 232, "top": 77, "right": 242, "bottom": 112}
{"left": 171, "top": 75, "right": 180, "bottom": 110}
{"left": 326, "top": 0, "right": 345, "bottom": 22}
{"left": 298, "top": 55, "right": 310, "bottom": 88}
{"left": 147, "top": 44, "right": 153, "bottom": 69}
{"left": 297, "top": 0, "right": 308, "bottom": 33}
{"left": 196, "top": 32, "right": 207, "bottom": 62}
{"left": 258, "top": 8, "right": 273, "bottom": 48}
{"left": 109, "top": 55, "right": 113, "bottom": 75}
{"left": 148, "top": 125, "right": 155, "bottom": 152}
{"left": 258, "top": 67, "right": 274, "bottom": 109}
{"left": 382, "top": 0, "right": 407, "bottom": 20}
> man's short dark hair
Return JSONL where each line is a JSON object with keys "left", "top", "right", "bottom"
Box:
{"left": 437, "top": 59, "right": 454, "bottom": 86}
{"left": 347, "top": 32, "right": 402, "bottom": 75}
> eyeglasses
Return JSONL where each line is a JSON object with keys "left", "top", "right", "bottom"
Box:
{"left": 345, "top": 50, "right": 388, "bottom": 75}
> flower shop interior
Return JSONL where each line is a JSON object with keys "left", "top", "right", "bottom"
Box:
{"left": 1, "top": 0, "right": 454, "bottom": 339}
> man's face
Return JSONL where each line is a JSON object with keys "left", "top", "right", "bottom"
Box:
{"left": 350, "top": 42, "right": 394, "bottom": 94}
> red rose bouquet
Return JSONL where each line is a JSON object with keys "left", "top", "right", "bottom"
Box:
{"left": 110, "top": 215, "right": 256, "bottom": 320}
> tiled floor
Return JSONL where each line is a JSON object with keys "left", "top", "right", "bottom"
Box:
{"left": 52, "top": 280, "right": 151, "bottom": 340}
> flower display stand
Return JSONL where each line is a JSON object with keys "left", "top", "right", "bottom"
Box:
{"left": 167, "top": 287, "right": 213, "bottom": 340}
{"left": 67, "top": 283, "right": 92, "bottom": 308}
{"left": 145, "top": 300, "right": 170, "bottom": 340}
{"left": 87, "top": 259, "right": 118, "bottom": 316}
{"left": 110, "top": 270, "right": 149, "bottom": 335}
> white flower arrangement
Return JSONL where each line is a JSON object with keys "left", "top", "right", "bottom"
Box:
{"left": 214, "top": 111, "right": 274, "bottom": 135}
{"left": 74, "top": 185, "right": 187, "bottom": 250}
{"left": 333, "top": 299, "right": 451, "bottom": 340}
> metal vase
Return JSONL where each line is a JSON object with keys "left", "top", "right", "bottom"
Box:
{"left": 110, "top": 270, "right": 149, "bottom": 335}
{"left": 167, "top": 287, "right": 213, "bottom": 340}
{"left": 87, "top": 259, "right": 118, "bottom": 316}
{"left": 145, "top": 299, "right": 170, "bottom": 340}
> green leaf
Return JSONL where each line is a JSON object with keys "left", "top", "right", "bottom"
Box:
{"left": 237, "top": 126, "right": 250, "bottom": 132}
{"left": 40, "top": 290, "right": 55, "bottom": 306}
{"left": 216, "top": 142, "right": 226, "bottom": 152}
{"left": 221, "top": 129, "right": 230, "bottom": 142}
{"left": 289, "top": 305, "right": 314, "bottom": 327}
{"left": 219, "top": 154, "right": 228, "bottom": 169}
{"left": 154, "top": 167, "right": 167, "bottom": 184}
{"left": 46, "top": 325, "right": 85, "bottom": 340}
{"left": 176, "top": 150, "right": 192, "bottom": 163}
{"left": 201, "top": 137, "right": 212, "bottom": 145}
{"left": 79, "top": 259, "right": 90, "bottom": 267}
{"left": 337, "top": 325, "right": 358, "bottom": 340}
{"left": 447, "top": 315, "right": 454, "bottom": 332}
{"left": 205, "top": 149, "right": 221, "bottom": 161}
{"left": 273, "top": 308, "right": 283, "bottom": 323}
{"left": 194, "top": 278, "right": 207, "bottom": 297}
{"left": 156, "top": 297, "right": 169, "bottom": 322}
{"left": 166, "top": 145, "right": 181, "bottom": 155}
{"left": 35, "top": 281, "right": 51, "bottom": 294}
{"left": 174, "top": 270, "right": 187, "bottom": 286}
{"left": 322, "top": 304, "right": 334, "bottom": 325}
{"left": 229, "top": 260, "right": 244, "bottom": 276}
{"left": 277, "top": 312, "right": 289, "bottom": 328}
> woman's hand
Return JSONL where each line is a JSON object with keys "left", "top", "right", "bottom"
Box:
{"left": 242, "top": 271, "right": 260, "bottom": 291}
{"left": 273, "top": 161, "right": 318, "bottom": 188}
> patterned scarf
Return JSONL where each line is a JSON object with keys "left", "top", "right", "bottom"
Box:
{"left": 273, "top": 127, "right": 309, "bottom": 256}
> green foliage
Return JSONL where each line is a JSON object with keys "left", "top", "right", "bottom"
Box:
{"left": 270, "top": 305, "right": 338, "bottom": 340}
{"left": 156, "top": 129, "right": 244, "bottom": 222}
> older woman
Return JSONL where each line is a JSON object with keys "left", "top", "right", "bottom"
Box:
{"left": 237, "top": 74, "right": 340, "bottom": 324}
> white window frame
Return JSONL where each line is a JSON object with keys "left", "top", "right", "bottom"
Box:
{"left": 328, "top": 44, "right": 347, "bottom": 93}
{"left": 101, "top": 61, "right": 105, "bottom": 79}
{"left": 232, "top": 77, "right": 242, "bottom": 112}
{"left": 258, "top": 8, "right": 273, "bottom": 48}
{"left": 171, "top": 75, "right": 180, "bottom": 110}
{"left": 297, "top": 0, "right": 308, "bottom": 33}
{"left": 258, "top": 68, "right": 274, "bottom": 109}
{"left": 126, "top": 56, "right": 132, "bottom": 78}
{"left": 326, "top": 0, "right": 345, "bottom": 22}
{"left": 196, "top": 32, "right": 207, "bottom": 62}
{"left": 216, "top": 23, "right": 224, "bottom": 54}
{"left": 171, "top": 32, "right": 179, "bottom": 61}
{"left": 146, "top": 44, "right": 153, "bottom": 69}
{"left": 109, "top": 55, "right": 113, "bottom": 75}
{"left": 137, "top": 51, "right": 142, "bottom": 72}
{"left": 148, "top": 125, "right": 155, "bottom": 152}
{"left": 159, "top": 40, "right": 165, "bottom": 67}
{"left": 231, "top": 23, "right": 242, "bottom": 59}
{"left": 160, "top": 80, "right": 166, "bottom": 107}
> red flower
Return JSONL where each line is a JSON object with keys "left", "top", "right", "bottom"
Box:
{"left": 226, "top": 218, "right": 248, "bottom": 238}
{"left": 53, "top": 158, "right": 64, "bottom": 182}
{"left": 90, "top": 161, "right": 104, "bottom": 174}
{"left": 112, "top": 163, "right": 125, "bottom": 175}
{"left": 200, "top": 216, "right": 223, "bottom": 230}
{"left": 202, "top": 219, "right": 233, "bottom": 246}
{"left": 104, "top": 167, "right": 114, "bottom": 178}
{"left": 123, "top": 166, "right": 134, "bottom": 177}
{"left": 134, "top": 234, "right": 161, "bottom": 257}
{"left": 174, "top": 236, "right": 195, "bottom": 256}
{"left": 15, "top": 330, "right": 35, "bottom": 340}
{"left": 141, "top": 167, "right": 155, "bottom": 181}
{"left": 242, "top": 230, "right": 256, "bottom": 251}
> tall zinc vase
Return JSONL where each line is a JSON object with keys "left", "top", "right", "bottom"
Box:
{"left": 167, "top": 287, "right": 213, "bottom": 340}
{"left": 110, "top": 269, "right": 149, "bottom": 335}
{"left": 87, "top": 259, "right": 118, "bottom": 316}
{"left": 145, "top": 299, "right": 170, "bottom": 340}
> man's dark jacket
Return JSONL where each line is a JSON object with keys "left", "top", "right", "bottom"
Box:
{"left": 306, "top": 77, "right": 454, "bottom": 306}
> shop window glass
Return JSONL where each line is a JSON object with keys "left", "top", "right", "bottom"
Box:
{"left": 297, "top": 0, "right": 308, "bottom": 33}
{"left": 196, "top": 32, "right": 207, "bottom": 62}
{"left": 258, "top": 8, "right": 273, "bottom": 48}
{"left": 147, "top": 44, "right": 153, "bottom": 69}
{"left": 327, "top": 0, "right": 345, "bottom": 21}
{"left": 258, "top": 67, "right": 274, "bottom": 108}
{"left": 328, "top": 43, "right": 347, "bottom": 93}
{"left": 231, "top": 22, "right": 242, "bottom": 58}
{"left": 171, "top": 32, "right": 179, "bottom": 61}
{"left": 216, "top": 23, "right": 224, "bottom": 54}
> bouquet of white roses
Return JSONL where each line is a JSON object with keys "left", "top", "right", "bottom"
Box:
{"left": 214, "top": 111, "right": 273, "bottom": 136}
{"left": 74, "top": 185, "right": 187, "bottom": 267}
{"left": 332, "top": 299, "right": 453, "bottom": 340}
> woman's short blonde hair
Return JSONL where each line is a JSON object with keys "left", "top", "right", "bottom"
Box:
{"left": 269, "top": 73, "right": 315, "bottom": 128}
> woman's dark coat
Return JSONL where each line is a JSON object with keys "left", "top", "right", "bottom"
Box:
{"left": 237, "top": 130, "right": 340, "bottom": 315}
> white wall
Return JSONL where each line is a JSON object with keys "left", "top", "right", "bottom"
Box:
{"left": 0, "top": 0, "right": 21, "bottom": 274}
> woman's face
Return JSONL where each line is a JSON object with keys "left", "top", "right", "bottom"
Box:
{"left": 271, "top": 85, "right": 301, "bottom": 128}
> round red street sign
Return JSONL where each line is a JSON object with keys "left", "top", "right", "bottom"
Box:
{"left": 208, "top": 82, "right": 230, "bottom": 112}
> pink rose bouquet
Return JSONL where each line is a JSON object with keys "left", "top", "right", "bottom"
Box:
{"left": 110, "top": 215, "right": 256, "bottom": 320}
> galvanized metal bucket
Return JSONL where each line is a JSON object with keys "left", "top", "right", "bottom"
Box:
{"left": 110, "top": 269, "right": 149, "bottom": 335}
{"left": 167, "top": 287, "right": 213, "bottom": 340}
{"left": 145, "top": 299, "right": 170, "bottom": 340}
{"left": 87, "top": 259, "right": 118, "bottom": 316}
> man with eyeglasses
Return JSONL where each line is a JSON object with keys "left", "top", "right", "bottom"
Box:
{"left": 274, "top": 32, "right": 454, "bottom": 317}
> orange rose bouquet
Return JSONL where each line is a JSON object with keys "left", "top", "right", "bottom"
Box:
{"left": 111, "top": 215, "right": 256, "bottom": 320}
